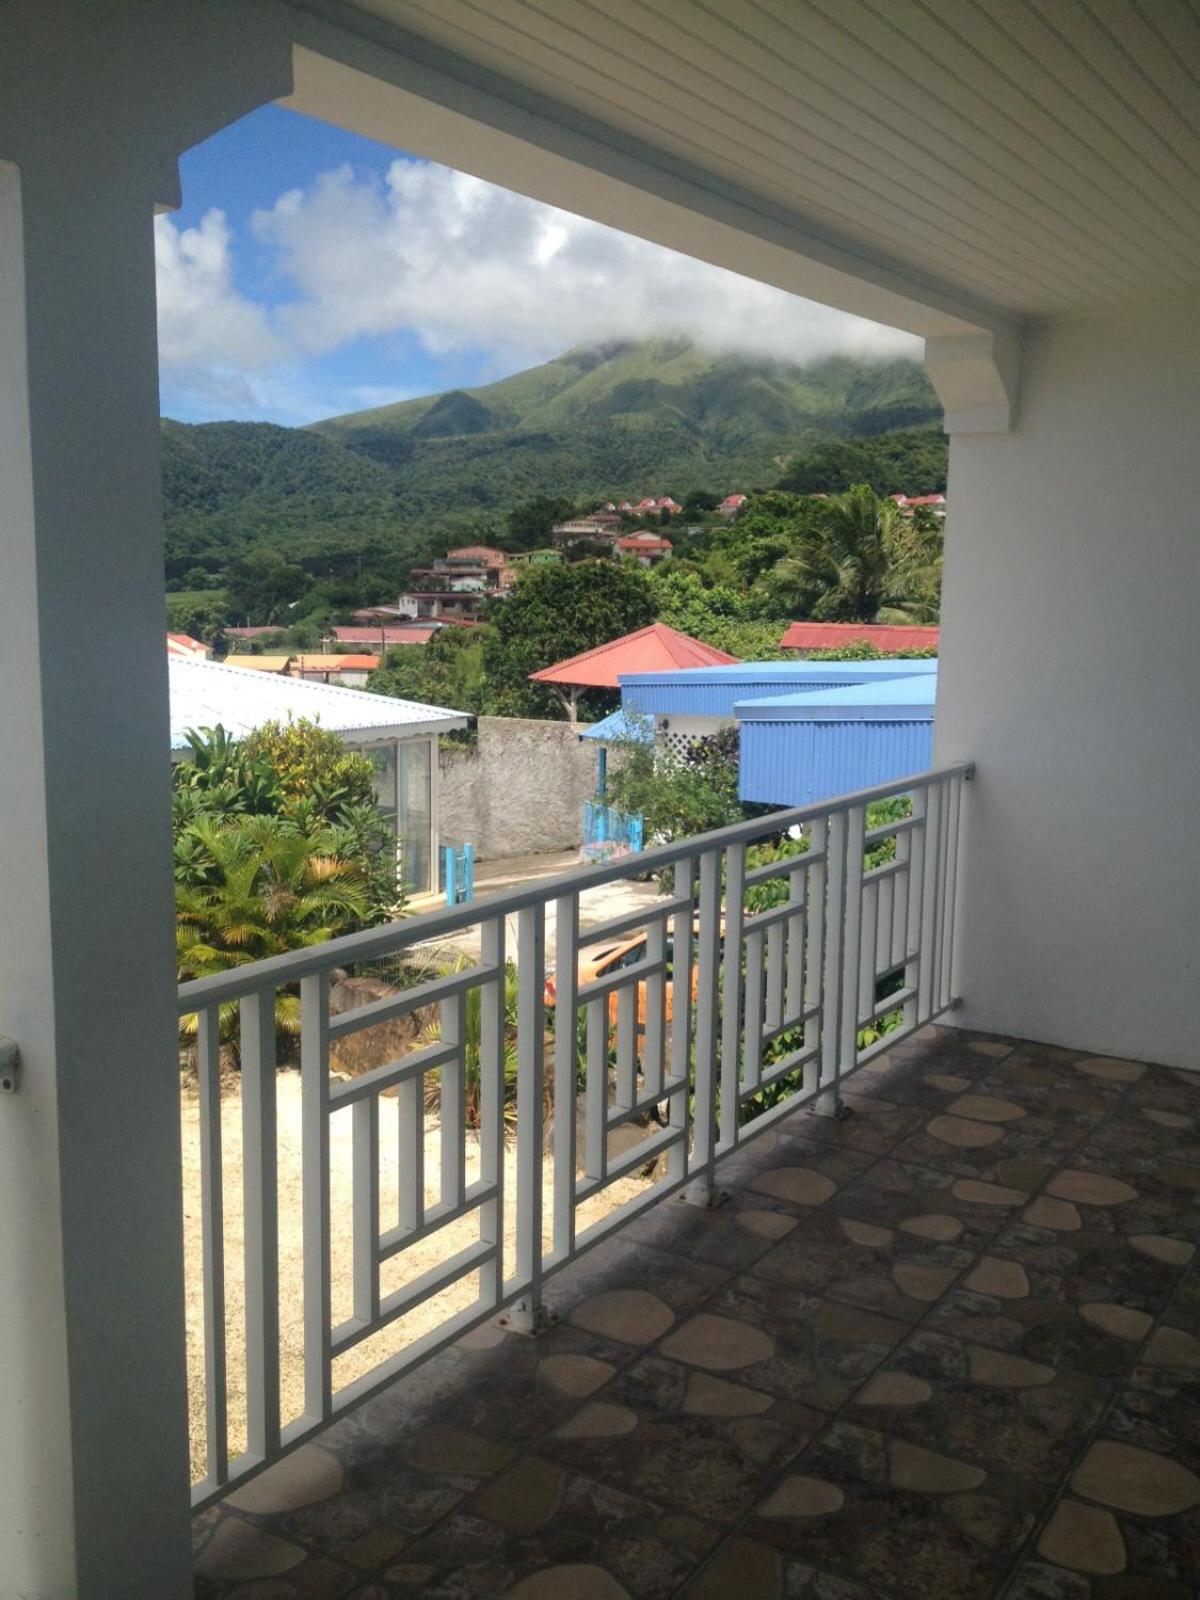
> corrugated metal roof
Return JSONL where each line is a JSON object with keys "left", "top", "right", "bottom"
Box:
{"left": 739, "top": 719, "right": 935, "bottom": 808}
{"left": 578, "top": 709, "right": 654, "bottom": 744}
{"left": 620, "top": 658, "right": 937, "bottom": 718}
{"left": 737, "top": 673, "right": 937, "bottom": 723}
{"left": 223, "top": 655, "right": 292, "bottom": 673}
{"left": 168, "top": 658, "right": 467, "bottom": 751}
{"left": 530, "top": 624, "right": 738, "bottom": 689}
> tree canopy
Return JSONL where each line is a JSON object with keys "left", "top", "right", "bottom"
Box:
{"left": 481, "top": 561, "right": 657, "bottom": 718}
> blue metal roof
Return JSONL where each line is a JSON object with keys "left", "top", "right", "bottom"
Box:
{"left": 739, "top": 719, "right": 935, "bottom": 808}
{"left": 736, "top": 670, "right": 936, "bottom": 807}
{"left": 578, "top": 708, "right": 654, "bottom": 743}
{"left": 619, "top": 658, "right": 937, "bottom": 719}
{"left": 736, "top": 672, "right": 937, "bottom": 722}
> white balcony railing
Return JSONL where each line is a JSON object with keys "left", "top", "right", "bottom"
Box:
{"left": 178, "top": 763, "right": 970, "bottom": 1507}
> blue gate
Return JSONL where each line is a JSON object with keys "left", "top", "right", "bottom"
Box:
{"left": 582, "top": 800, "right": 644, "bottom": 861}
{"left": 442, "top": 842, "right": 475, "bottom": 905}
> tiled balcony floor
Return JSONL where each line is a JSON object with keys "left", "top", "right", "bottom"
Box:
{"left": 193, "top": 1027, "right": 1200, "bottom": 1599}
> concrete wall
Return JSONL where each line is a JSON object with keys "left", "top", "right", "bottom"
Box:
{"left": 439, "top": 716, "right": 602, "bottom": 860}
{"left": 935, "top": 302, "right": 1200, "bottom": 1070}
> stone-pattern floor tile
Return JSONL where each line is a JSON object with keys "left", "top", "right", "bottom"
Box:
{"left": 746, "top": 1205, "right": 975, "bottom": 1322}
{"left": 847, "top": 1328, "right": 1109, "bottom": 1484}
{"left": 744, "top": 1418, "right": 1038, "bottom": 1600}
{"left": 924, "top": 1213, "right": 1187, "bottom": 1381}
{"left": 540, "top": 1352, "right": 820, "bottom": 1524}
{"left": 622, "top": 1187, "right": 800, "bottom": 1270}
{"left": 697, "top": 1274, "right": 910, "bottom": 1411}
{"left": 831, "top": 1156, "right": 1025, "bottom": 1252}
{"left": 190, "top": 1030, "right": 1200, "bottom": 1600}
{"left": 374, "top": 1466, "right": 700, "bottom": 1598}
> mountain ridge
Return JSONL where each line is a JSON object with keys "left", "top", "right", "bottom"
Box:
{"left": 162, "top": 338, "right": 944, "bottom": 584}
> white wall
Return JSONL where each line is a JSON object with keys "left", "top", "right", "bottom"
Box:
{"left": 935, "top": 302, "right": 1200, "bottom": 1069}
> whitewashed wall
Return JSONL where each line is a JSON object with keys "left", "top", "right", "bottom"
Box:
{"left": 935, "top": 302, "right": 1200, "bottom": 1070}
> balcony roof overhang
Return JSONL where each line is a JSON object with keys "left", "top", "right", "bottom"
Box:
{"left": 280, "top": 1, "right": 1200, "bottom": 433}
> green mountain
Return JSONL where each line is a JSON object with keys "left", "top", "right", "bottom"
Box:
{"left": 311, "top": 338, "right": 941, "bottom": 509}
{"left": 162, "top": 339, "right": 943, "bottom": 583}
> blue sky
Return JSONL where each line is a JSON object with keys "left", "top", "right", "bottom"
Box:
{"left": 158, "top": 105, "right": 914, "bottom": 427}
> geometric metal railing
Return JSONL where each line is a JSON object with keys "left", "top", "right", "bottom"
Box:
{"left": 178, "top": 762, "right": 970, "bottom": 1507}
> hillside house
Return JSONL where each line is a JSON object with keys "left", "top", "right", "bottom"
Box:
{"left": 551, "top": 516, "right": 620, "bottom": 546}
{"left": 615, "top": 530, "right": 672, "bottom": 564}
{"left": 287, "top": 652, "right": 380, "bottom": 687}
{"left": 890, "top": 492, "right": 948, "bottom": 517}
{"left": 394, "top": 588, "right": 489, "bottom": 622}
{"left": 333, "top": 622, "right": 440, "bottom": 648}
{"left": 718, "top": 492, "right": 748, "bottom": 516}
{"left": 7, "top": 7, "right": 1200, "bottom": 1597}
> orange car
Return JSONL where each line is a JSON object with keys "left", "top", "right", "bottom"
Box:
{"left": 544, "top": 924, "right": 709, "bottom": 1026}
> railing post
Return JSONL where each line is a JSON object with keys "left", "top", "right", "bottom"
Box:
{"left": 300, "top": 974, "right": 332, "bottom": 1426}
{"left": 685, "top": 844, "right": 726, "bottom": 1204}
{"left": 719, "top": 841, "right": 746, "bottom": 1154}
{"left": 241, "top": 989, "right": 281, "bottom": 1463}
{"left": 835, "top": 804, "right": 866, "bottom": 1100}
{"left": 667, "top": 856, "right": 695, "bottom": 1186}
{"left": 552, "top": 892, "right": 580, "bottom": 1262}
{"left": 501, "top": 902, "right": 554, "bottom": 1333}
{"left": 196, "top": 1006, "right": 228, "bottom": 1490}
{"left": 478, "top": 915, "right": 506, "bottom": 1309}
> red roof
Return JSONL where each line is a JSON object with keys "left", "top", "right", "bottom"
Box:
{"left": 779, "top": 622, "right": 940, "bottom": 654}
{"left": 446, "top": 544, "right": 508, "bottom": 562}
{"left": 166, "top": 633, "right": 206, "bottom": 657}
{"left": 616, "top": 535, "right": 672, "bottom": 550}
{"left": 333, "top": 625, "right": 436, "bottom": 646}
{"left": 529, "top": 624, "right": 738, "bottom": 689}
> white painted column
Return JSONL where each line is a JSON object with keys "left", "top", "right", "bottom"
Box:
{"left": 0, "top": 5, "right": 292, "bottom": 1593}
{"left": 0, "top": 148, "right": 198, "bottom": 1600}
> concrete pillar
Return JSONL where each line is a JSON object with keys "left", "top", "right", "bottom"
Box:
{"left": 0, "top": 5, "right": 291, "bottom": 1594}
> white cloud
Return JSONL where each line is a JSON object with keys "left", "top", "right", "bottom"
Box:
{"left": 156, "top": 164, "right": 919, "bottom": 419}
{"left": 155, "top": 208, "right": 284, "bottom": 372}
{"left": 252, "top": 160, "right": 918, "bottom": 370}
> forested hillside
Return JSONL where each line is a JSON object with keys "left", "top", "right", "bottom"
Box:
{"left": 163, "top": 339, "right": 945, "bottom": 590}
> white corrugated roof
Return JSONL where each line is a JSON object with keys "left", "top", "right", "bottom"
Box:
{"left": 169, "top": 657, "right": 467, "bottom": 751}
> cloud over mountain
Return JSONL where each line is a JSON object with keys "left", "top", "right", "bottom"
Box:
{"left": 156, "top": 158, "right": 919, "bottom": 419}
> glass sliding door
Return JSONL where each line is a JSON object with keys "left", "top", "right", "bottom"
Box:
{"left": 397, "top": 737, "right": 433, "bottom": 893}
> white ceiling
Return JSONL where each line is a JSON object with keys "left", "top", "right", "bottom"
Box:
{"left": 335, "top": 0, "right": 1200, "bottom": 322}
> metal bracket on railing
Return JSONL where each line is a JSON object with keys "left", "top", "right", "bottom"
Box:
{"left": 678, "top": 1180, "right": 731, "bottom": 1210}
{"left": 963, "top": 763, "right": 977, "bottom": 781}
{"left": 0, "top": 1037, "right": 20, "bottom": 1095}
{"left": 498, "top": 1298, "right": 558, "bottom": 1338}
{"left": 808, "top": 1089, "right": 852, "bottom": 1121}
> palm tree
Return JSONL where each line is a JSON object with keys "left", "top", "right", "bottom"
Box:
{"left": 771, "top": 484, "right": 941, "bottom": 624}
{"left": 176, "top": 813, "right": 371, "bottom": 1039}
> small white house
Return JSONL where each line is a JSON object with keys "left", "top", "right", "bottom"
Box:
{"left": 169, "top": 657, "right": 468, "bottom": 894}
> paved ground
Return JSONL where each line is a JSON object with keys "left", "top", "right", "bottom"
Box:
{"left": 192, "top": 1024, "right": 1200, "bottom": 1598}
{"left": 411, "top": 849, "right": 663, "bottom": 966}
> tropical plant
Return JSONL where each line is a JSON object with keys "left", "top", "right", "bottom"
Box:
{"left": 239, "top": 720, "right": 376, "bottom": 813}
{"left": 768, "top": 484, "right": 941, "bottom": 624}
{"left": 176, "top": 813, "right": 372, "bottom": 1040}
